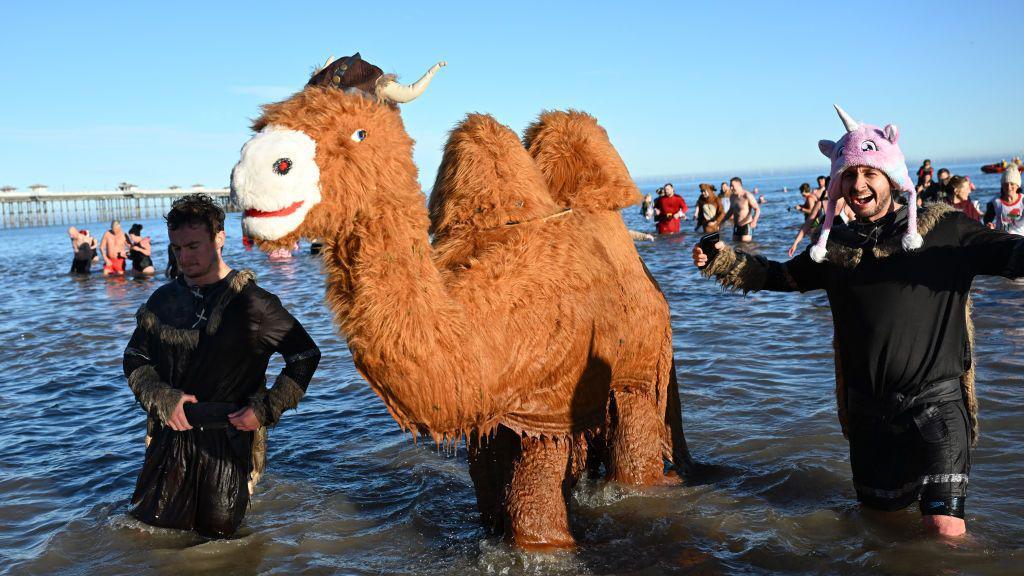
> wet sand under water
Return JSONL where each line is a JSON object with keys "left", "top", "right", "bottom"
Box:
{"left": 2, "top": 169, "right": 1023, "bottom": 575}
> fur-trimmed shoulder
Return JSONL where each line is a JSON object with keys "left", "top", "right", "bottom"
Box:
{"left": 824, "top": 203, "right": 961, "bottom": 267}
{"left": 137, "top": 269, "right": 258, "bottom": 344}
{"left": 524, "top": 110, "right": 640, "bottom": 212}
{"left": 136, "top": 305, "right": 199, "bottom": 350}
{"left": 206, "top": 268, "right": 257, "bottom": 335}
{"left": 872, "top": 202, "right": 958, "bottom": 259}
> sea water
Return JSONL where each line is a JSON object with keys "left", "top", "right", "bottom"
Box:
{"left": 1, "top": 164, "right": 1021, "bottom": 574}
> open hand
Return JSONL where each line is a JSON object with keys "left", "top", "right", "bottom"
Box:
{"left": 228, "top": 406, "right": 261, "bottom": 431}
{"left": 168, "top": 394, "right": 198, "bottom": 431}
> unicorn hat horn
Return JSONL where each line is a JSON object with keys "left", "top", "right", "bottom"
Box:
{"left": 809, "top": 105, "right": 921, "bottom": 263}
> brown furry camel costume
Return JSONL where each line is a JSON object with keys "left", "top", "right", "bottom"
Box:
{"left": 231, "top": 53, "right": 689, "bottom": 548}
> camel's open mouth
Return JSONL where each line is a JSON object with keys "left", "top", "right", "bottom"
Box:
{"left": 243, "top": 201, "right": 305, "bottom": 219}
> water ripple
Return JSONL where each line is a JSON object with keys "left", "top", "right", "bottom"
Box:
{"left": 2, "top": 169, "right": 1022, "bottom": 574}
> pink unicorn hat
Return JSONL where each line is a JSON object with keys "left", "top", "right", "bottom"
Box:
{"left": 809, "top": 105, "right": 921, "bottom": 263}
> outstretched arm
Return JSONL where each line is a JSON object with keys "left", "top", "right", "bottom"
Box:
{"left": 957, "top": 214, "right": 1024, "bottom": 278}
{"left": 232, "top": 295, "right": 321, "bottom": 430}
{"left": 693, "top": 241, "right": 825, "bottom": 293}
{"left": 788, "top": 224, "right": 809, "bottom": 258}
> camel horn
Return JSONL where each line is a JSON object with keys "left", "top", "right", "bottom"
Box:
{"left": 377, "top": 61, "right": 446, "bottom": 103}
{"left": 313, "top": 55, "right": 336, "bottom": 75}
{"left": 834, "top": 104, "right": 859, "bottom": 132}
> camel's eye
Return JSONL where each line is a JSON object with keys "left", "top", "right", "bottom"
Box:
{"left": 273, "top": 158, "right": 292, "bottom": 175}
{"left": 861, "top": 140, "right": 878, "bottom": 152}
{"left": 351, "top": 129, "right": 368, "bottom": 142}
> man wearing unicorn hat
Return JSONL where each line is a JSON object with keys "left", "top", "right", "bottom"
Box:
{"left": 692, "top": 105, "right": 1024, "bottom": 536}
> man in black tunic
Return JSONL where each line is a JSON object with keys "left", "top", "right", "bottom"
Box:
{"left": 123, "top": 194, "right": 320, "bottom": 538}
{"left": 693, "top": 107, "right": 1024, "bottom": 536}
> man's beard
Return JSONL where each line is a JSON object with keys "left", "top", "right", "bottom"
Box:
{"left": 183, "top": 258, "right": 216, "bottom": 282}
{"left": 849, "top": 190, "right": 893, "bottom": 222}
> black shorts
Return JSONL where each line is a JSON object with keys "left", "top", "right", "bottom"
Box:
{"left": 70, "top": 258, "right": 90, "bottom": 274}
{"left": 848, "top": 400, "right": 970, "bottom": 518}
{"left": 733, "top": 223, "right": 751, "bottom": 238}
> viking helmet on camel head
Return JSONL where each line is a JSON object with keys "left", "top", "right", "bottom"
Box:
{"left": 230, "top": 53, "right": 446, "bottom": 246}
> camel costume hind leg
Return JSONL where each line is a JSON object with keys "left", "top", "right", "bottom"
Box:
{"left": 233, "top": 53, "right": 689, "bottom": 548}
{"left": 522, "top": 110, "right": 692, "bottom": 482}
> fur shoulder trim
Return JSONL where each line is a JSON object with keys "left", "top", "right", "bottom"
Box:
{"left": 824, "top": 203, "right": 959, "bottom": 267}
{"left": 136, "top": 306, "right": 199, "bottom": 350}
{"left": 206, "top": 269, "right": 257, "bottom": 335}
{"left": 873, "top": 203, "right": 958, "bottom": 259}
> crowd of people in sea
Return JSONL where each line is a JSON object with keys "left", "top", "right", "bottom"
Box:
{"left": 640, "top": 178, "right": 767, "bottom": 241}
{"left": 639, "top": 157, "right": 1024, "bottom": 258}
{"left": 66, "top": 218, "right": 330, "bottom": 277}
{"left": 67, "top": 221, "right": 156, "bottom": 276}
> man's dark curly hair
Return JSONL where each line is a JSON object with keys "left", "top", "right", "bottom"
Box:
{"left": 165, "top": 193, "right": 225, "bottom": 239}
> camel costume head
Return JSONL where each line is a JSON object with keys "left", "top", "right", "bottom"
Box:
{"left": 232, "top": 52, "right": 445, "bottom": 248}
{"left": 232, "top": 53, "right": 689, "bottom": 549}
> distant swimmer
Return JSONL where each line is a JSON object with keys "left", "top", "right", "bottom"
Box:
{"left": 67, "top": 226, "right": 97, "bottom": 274}
{"left": 653, "top": 183, "right": 687, "bottom": 235}
{"left": 640, "top": 193, "right": 654, "bottom": 221}
{"left": 722, "top": 177, "right": 759, "bottom": 242}
{"left": 122, "top": 194, "right": 320, "bottom": 538}
{"left": 694, "top": 183, "right": 725, "bottom": 233}
{"left": 793, "top": 183, "right": 817, "bottom": 221}
{"left": 100, "top": 220, "right": 128, "bottom": 276}
{"left": 719, "top": 181, "right": 732, "bottom": 213}
{"left": 127, "top": 224, "right": 156, "bottom": 276}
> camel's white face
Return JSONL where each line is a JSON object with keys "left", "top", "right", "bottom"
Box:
{"left": 231, "top": 125, "right": 322, "bottom": 241}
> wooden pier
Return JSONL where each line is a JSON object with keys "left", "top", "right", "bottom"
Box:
{"left": 0, "top": 187, "right": 236, "bottom": 229}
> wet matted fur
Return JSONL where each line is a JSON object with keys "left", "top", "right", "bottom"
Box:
{"left": 127, "top": 364, "right": 184, "bottom": 424}
{"left": 249, "top": 373, "right": 306, "bottom": 427}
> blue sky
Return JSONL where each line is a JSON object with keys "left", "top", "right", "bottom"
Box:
{"left": 0, "top": 0, "right": 1020, "bottom": 190}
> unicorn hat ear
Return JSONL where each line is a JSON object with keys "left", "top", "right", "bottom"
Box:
{"left": 818, "top": 139, "right": 836, "bottom": 158}
{"left": 883, "top": 124, "right": 899, "bottom": 144}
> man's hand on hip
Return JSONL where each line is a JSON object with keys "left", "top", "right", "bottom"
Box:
{"left": 168, "top": 394, "right": 198, "bottom": 431}
{"left": 228, "top": 406, "right": 261, "bottom": 431}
